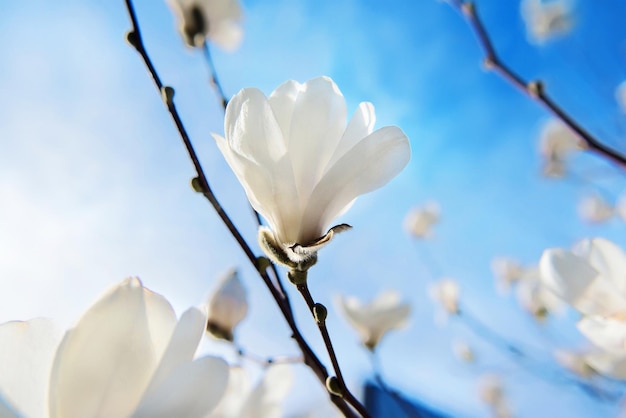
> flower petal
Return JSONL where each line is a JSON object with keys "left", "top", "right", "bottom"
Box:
{"left": 132, "top": 356, "right": 229, "bottom": 418}
{"left": 301, "top": 126, "right": 410, "bottom": 242}
{"left": 574, "top": 238, "right": 626, "bottom": 294}
{"left": 239, "top": 364, "right": 293, "bottom": 418}
{"left": 49, "top": 278, "right": 177, "bottom": 418}
{"left": 0, "top": 395, "right": 19, "bottom": 418}
{"left": 577, "top": 316, "right": 626, "bottom": 354}
{"left": 585, "top": 351, "right": 626, "bottom": 379}
{"left": 326, "top": 102, "right": 375, "bottom": 169}
{"left": 0, "top": 318, "right": 62, "bottom": 418}
{"left": 539, "top": 248, "right": 626, "bottom": 316}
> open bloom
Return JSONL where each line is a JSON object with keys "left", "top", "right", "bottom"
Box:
{"left": 538, "top": 119, "right": 581, "bottom": 177}
{"left": 0, "top": 278, "right": 229, "bottom": 418}
{"left": 521, "top": 0, "right": 573, "bottom": 44}
{"left": 540, "top": 238, "right": 626, "bottom": 353}
{"left": 167, "top": 0, "right": 243, "bottom": 50}
{"left": 214, "top": 76, "right": 410, "bottom": 265}
{"left": 403, "top": 201, "right": 440, "bottom": 239}
{"left": 205, "top": 269, "right": 248, "bottom": 342}
{"left": 336, "top": 291, "right": 410, "bottom": 351}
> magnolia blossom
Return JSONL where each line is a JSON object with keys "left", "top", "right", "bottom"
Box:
{"left": 538, "top": 119, "right": 581, "bottom": 177}
{"left": 429, "top": 279, "right": 460, "bottom": 320}
{"left": 540, "top": 238, "right": 626, "bottom": 353}
{"left": 521, "top": 0, "right": 573, "bottom": 43}
{"left": 553, "top": 350, "right": 596, "bottom": 378}
{"left": 213, "top": 76, "right": 410, "bottom": 266}
{"left": 451, "top": 340, "right": 475, "bottom": 363}
{"left": 336, "top": 291, "right": 410, "bottom": 351}
{"left": 578, "top": 194, "right": 613, "bottom": 224}
{"left": 206, "top": 269, "right": 248, "bottom": 342}
{"left": 477, "top": 374, "right": 511, "bottom": 418}
{"left": 515, "top": 267, "right": 565, "bottom": 320}
{"left": 167, "top": 0, "right": 243, "bottom": 50}
{"left": 0, "top": 278, "right": 229, "bottom": 418}
{"left": 210, "top": 364, "right": 292, "bottom": 418}
{"left": 403, "top": 201, "right": 440, "bottom": 239}
{"left": 491, "top": 257, "right": 525, "bottom": 294}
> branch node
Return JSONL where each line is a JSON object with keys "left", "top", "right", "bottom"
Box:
{"left": 482, "top": 56, "right": 495, "bottom": 70}
{"left": 527, "top": 80, "right": 544, "bottom": 98}
{"left": 461, "top": 2, "right": 475, "bottom": 16}
{"left": 125, "top": 30, "right": 140, "bottom": 50}
{"left": 190, "top": 176, "right": 204, "bottom": 193}
{"left": 326, "top": 376, "right": 344, "bottom": 397}
{"left": 161, "top": 86, "right": 175, "bottom": 106}
{"left": 313, "top": 303, "right": 328, "bottom": 324}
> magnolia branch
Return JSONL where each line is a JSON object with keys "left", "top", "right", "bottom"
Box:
{"left": 445, "top": 0, "right": 626, "bottom": 168}
{"left": 122, "top": 1, "right": 359, "bottom": 416}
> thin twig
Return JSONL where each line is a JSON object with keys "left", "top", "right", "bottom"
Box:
{"left": 201, "top": 42, "right": 228, "bottom": 109}
{"left": 235, "top": 344, "right": 304, "bottom": 367}
{"left": 444, "top": 0, "right": 626, "bottom": 168}
{"left": 123, "top": 2, "right": 357, "bottom": 416}
{"left": 297, "top": 282, "right": 372, "bottom": 418}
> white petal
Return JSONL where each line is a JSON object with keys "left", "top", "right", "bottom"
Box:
{"left": 49, "top": 278, "right": 177, "bottom": 418}
{"left": 585, "top": 351, "right": 626, "bottom": 379}
{"left": 210, "top": 366, "right": 251, "bottom": 417}
{"left": 142, "top": 307, "right": 207, "bottom": 397}
{"left": 239, "top": 365, "right": 293, "bottom": 418}
{"left": 285, "top": 77, "right": 348, "bottom": 200}
{"left": 132, "top": 356, "right": 229, "bottom": 418}
{"left": 301, "top": 126, "right": 410, "bottom": 242}
{"left": 539, "top": 249, "right": 626, "bottom": 316}
{"left": 326, "top": 102, "right": 375, "bottom": 169}
{"left": 574, "top": 238, "right": 626, "bottom": 294}
{"left": 578, "top": 316, "right": 626, "bottom": 354}
{"left": 0, "top": 395, "right": 19, "bottom": 418}
{"left": 268, "top": 79, "right": 301, "bottom": 144}
{"left": 0, "top": 318, "right": 62, "bottom": 418}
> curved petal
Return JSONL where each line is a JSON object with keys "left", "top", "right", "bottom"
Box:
{"left": 574, "top": 238, "right": 626, "bottom": 294}
{"left": 286, "top": 77, "right": 348, "bottom": 199}
{"left": 539, "top": 249, "right": 626, "bottom": 316}
{"left": 326, "top": 102, "right": 375, "bottom": 170}
{"left": 268, "top": 79, "right": 301, "bottom": 144}
{"left": 142, "top": 308, "right": 207, "bottom": 397}
{"left": 578, "top": 316, "right": 626, "bottom": 354}
{"left": 0, "top": 318, "right": 62, "bottom": 418}
{"left": 132, "top": 356, "right": 229, "bottom": 418}
{"left": 49, "top": 278, "right": 177, "bottom": 418}
{"left": 210, "top": 366, "right": 251, "bottom": 417}
{"left": 0, "top": 395, "right": 19, "bottom": 418}
{"left": 301, "top": 126, "right": 410, "bottom": 242}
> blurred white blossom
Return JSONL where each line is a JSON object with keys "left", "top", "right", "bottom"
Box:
{"left": 491, "top": 257, "right": 525, "bottom": 294}
{"left": 214, "top": 76, "right": 410, "bottom": 265}
{"left": 540, "top": 238, "right": 626, "bottom": 353}
{"left": 538, "top": 119, "right": 581, "bottom": 177}
{"left": 477, "top": 374, "right": 511, "bottom": 418}
{"left": 0, "top": 278, "right": 229, "bottom": 418}
{"left": 167, "top": 0, "right": 243, "bottom": 50}
{"left": 521, "top": 0, "right": 573, "bottom": 43}
{"left": 515, "top": 267, "right": 565, "bottom": 320}
{"left": 429, "top": 279, "right": 460, "bottom": 324}
{"left": 615, "top": 190, "right": 626, "bottom": 223}
{"left": 336, "top": 291, "right": 411, "bottom": 351}
{"left": 553, "top": 350, "right": 596, "bottom": 378}
{"left": 210, "top": 364, "right": 292, "bottom": 418}
{"left": 578, "top": 194, "right": 613, "bottom": 224}
{"left": 452, "top": 340, "right": 475, "bottom": 363}
{"left": 206, "top": 269, "right": 248, "bottom": 342}
{"left": 403, "top": 201, "right": 440, "bottom": 239}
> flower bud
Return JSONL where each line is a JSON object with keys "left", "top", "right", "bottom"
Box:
{"left": 205, "top": 269, "right": 248, "bottom": 341}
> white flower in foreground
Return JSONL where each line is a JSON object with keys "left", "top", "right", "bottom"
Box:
{"left": 521, "top": 0, "right": 573, "bottom": 43}
{"left": 429, "top": 279, "right": 460, "bottom": 318}
{"left": 538, "top": 119, "right": 581, "bottom": 177}
{"left": 403, "top": 201, "right": 440, "bottom": 239}
{"left": 616, "top": 81, "right": 626, "bottom": 113}
{"left": 0, "top": 278, "right": 229, "bottom": 418}
{"left": 167, "top": 0, "right": 243, "bottom": 50}
{"left": 206, "top": 269, "right": 248, "bottom": 342}
{"left": 336, "top": 291, "right": 411, "bottom": 351}
{"left": 540, "top": 238, "right": 626, "bottom": 352}
{"left": 578, "top": 194, "right": 614, "bottom": 224}
{"left": 214, "top": 76, "right": 410, "bottom": 266}
{"left": 210, "top": 364, "right": 292, "bottom": 418}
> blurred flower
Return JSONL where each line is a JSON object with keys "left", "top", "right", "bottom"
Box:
{"left": 429, "top": 279, "right": 460, "bottom": 319}
{"left": 336, "top": 291, "right": 410, "bottom": 351}
{"left": 214, "top": 76, "right": 410, "bottom": 266}
{"left": 0, "top": 278, "right": 229, "bottom": 418}
{"left": 538, "top": 119, "right": 581, "bottom": 178}
{"left": 477, "top": 374, "right": 511, "bottom": 418}
{"left": 167, "top": 0, "right": 243, "bottom": 50}
{"left": 210, "top": 364, "right": 292, "bottom": 418}
{"left": 452, "top": 340, "right": 475, "bottom": 363}
{"left": 206, "top": 269, "right": 248, "bottom": 342}
{"left": 491, "top": 257, "right": 525, "bottom": 294}
{"left": 616, "top": 81, "right": 626, "bottom": 113}
{"left": 583, "top": 350, "right": 626, "bottom": 380}
{"left": 578, "top": 194, "right": 613, "bottom": 224}
{"left": 615, "top": 190, "right": 626, "bottom": 222}
{"left": 521, "top": 0, "right": 573, "bottom": 43}
{"left": 403, "top": 201, "right": 440, "bottom": 239}
{"left": 515, "top": 267, "right": 565, "bottom": 321}
{"left": 553, "top": 349, "right": 596, "bottom": 378}
{"left": 540, "top": 238, "right": 626, "bottom": 353}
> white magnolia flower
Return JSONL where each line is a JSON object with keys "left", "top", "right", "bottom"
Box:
{"left": 477, "top": 374, "right": 512, "bottom": 418}
{"left": 538, "top": 119, "right": 581, "bottom": 177}
{"left": 451, "top": 340, "right": 475, "bottom": 363}
{"left": 521, "top": 0, "right": 573, "bottom": 43}
{"left": 210, "top": 364, "right": 292, "bottom": 418}
{"left": 206, "top": 269, "right": 248, "bottom": 342}
{"left": 515, "top": 267, "right": 565, "bottom": 320}
{"left": 578, "top": 194, "right": 613, "bottom": 224}
{"left": 616, "top": 81, "right": 626, "bottom": 113}
{"left": 0, "top": 278, "right": 229, "bottom": 418}
{"left": 403, "top": 201, "right": 440, "bottom": 239}
{"left": 214, "top": 76, "right": 410, "bottom": 266}
{"left": 429, "top": 279, "right": 460, "bottom": 317}
{"left": 336, "top": 291, "right": 411, "bottom": 351}
{"left": 491, "top": 257, "right": 525, "bottom": 294}
{"left": 540, "top": 238, "right": 626, "bottom": 353}
{"left": 167, "top": 0, "right": 243, "bottom": 50}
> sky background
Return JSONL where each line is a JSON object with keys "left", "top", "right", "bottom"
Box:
{"left": 2, "top": 0, "right": 626, "bottom": 416}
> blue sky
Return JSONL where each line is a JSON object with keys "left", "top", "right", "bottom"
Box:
{"left": 2, "top": 0, "right": 626, "bottom": 416}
